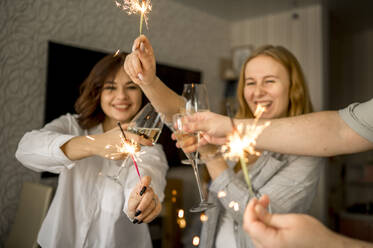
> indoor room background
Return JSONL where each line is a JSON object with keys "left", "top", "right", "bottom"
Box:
{"left": 1, "top": 0, "right": 373, "bottom": 246}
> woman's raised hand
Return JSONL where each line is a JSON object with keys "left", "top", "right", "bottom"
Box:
{"left": 124, "top": 35, "right": 157, "bottom": 86}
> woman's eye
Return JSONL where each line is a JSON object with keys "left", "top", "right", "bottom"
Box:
{"left": 127, "top": 86, "right": 139, "bottom": 90}
{"left": 103, "top": 86, "right": 116, "bottom": 91}
{"left": 246, "top": 82, "right": 255, "bottom": 86}
{"left": 265, "top": 80, "right": 275, "bottom": 84}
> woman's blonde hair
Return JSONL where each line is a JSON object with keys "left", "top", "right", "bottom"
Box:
{"left": 236, "top": 45, "right": 313, "bottom": 119}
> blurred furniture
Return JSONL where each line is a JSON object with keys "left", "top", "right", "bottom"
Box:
{"left": 336, "top": 162, "right": 373, "bottom": 242}
{"left": 339, "top": 211, "right": 373, "bottom": 242}
{"left": 5, "top": 182, "right": 53, "bottom": 248}
{"left": 161, "top": 177, "right": 183, "bottom": 248}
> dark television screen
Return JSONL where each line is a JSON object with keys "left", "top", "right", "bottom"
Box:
{"left": 44, "top": 41, "right": 201, "bottom": 175}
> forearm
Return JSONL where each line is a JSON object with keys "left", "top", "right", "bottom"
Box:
{"left": 140, "top": 77, "right": 185, "bottom": 122}
{"left": 239, "top": 111, "right": 368, "bottom": 157}
{"left": 199, "top": 145, "right": 228, "bottom": 180}
{"left": 60, "top": 135, "right": 94, "bottom": 160}
{"left": 335, "top": 232, "right": 373, "bottom": 248}
{"left": 204, "top": 156, "right": 229, "bottom": 180}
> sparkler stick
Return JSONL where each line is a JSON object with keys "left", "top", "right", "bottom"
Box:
{"left": 223, "top": 104, "right": 270, "bottom": 196}
{"left": 225, "top": 103, "right": 254, "bottom": 195}
{"left": 117, "top": 122, "right": 142, "bottom": 180}
{"left": 139, "top": 0, "right": 145, "bottom": 35}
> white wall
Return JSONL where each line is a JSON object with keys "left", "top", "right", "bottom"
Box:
{"left": 231, "top": 4, "right": 326, "bottom": 111}
{"left": 230, "top": 4, "right": 328, "bottom": 223}
{"left": 0, "top": 0, "right": 230, "bottom": 243}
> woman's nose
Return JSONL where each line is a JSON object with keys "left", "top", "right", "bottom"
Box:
{"left": 116, "top": 87, "right": 128, "bottom": 99}
{"left": 253, "top": 84, "right": 265, "bottom": 97}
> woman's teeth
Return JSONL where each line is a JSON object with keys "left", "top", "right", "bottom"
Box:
{"left": 114, "top": 104, "right": 129, "bottom": 109}
{"left": 257, "top": 102, "right": 271, "bottom": 107}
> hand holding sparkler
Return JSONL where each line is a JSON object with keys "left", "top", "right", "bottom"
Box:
{"left": 82, "top": 124, "right": 151, "bottom": 161}
{"left": 124, "top": 35, "right": 156, "bottom": 86}
{"left": 127, "top": 175, "right": 162, "bottom": 224}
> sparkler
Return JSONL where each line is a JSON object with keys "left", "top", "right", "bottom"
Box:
{"left": 117, "top": 122, "right": 142, "bottom": 180}
{"left": 115, "top": 0, "right": 152, "bottom": 35}
{"left": 221, "top": 104, "right": 270, "bottom": 196}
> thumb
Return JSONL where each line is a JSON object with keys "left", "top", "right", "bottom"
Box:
{"left": 258, "top": 194, "right": 270, "bottom": 209}
{"left": 132, "top": 35, "right": 145, "bottom": 52}
{"left": 255, "top": 204, "right": 289, "bottom": 229}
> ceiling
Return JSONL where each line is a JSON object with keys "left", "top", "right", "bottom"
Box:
{"left": 171, "top": 0, "right": 321, "bottom": 21}
{"left": 171, "top": 0, "right": 373, "bottom": 22}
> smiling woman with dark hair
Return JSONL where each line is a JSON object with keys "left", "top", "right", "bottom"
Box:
{"left": 15, "top": 52, "right": 168, "bottom": 248}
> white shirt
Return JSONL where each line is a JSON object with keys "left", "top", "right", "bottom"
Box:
{"left": 215, "top": 210, "right": 237, "bottom": 248}
{"left": 215, "top": 161, "right": 240, "bottom": 248}
{"left": 15, "top": 114, "right": 168, "bottom": 248}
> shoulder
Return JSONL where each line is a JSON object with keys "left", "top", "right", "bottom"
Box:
{"left": 339, "top": 98, "right": 373, "bottom": 143}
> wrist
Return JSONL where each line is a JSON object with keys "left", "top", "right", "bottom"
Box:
{"left": 200, "top": 146, "right": 223, "bottom": 164}
{"left": 140, "top": 75, "right": 158, "bottom": 87}
{"left": 85, "top": 134, "right": 99, "bottom": 157}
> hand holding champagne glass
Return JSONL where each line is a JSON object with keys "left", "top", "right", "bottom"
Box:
{"left": 174, "top": 83, "right": 215, "bottom": 212}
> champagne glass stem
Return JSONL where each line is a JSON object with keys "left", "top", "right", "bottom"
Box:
{"left": 110, "top": 156, "right": 129, "bottom": 181}
{"left": 190, "top": 158, "right": 205, "bottom": 202}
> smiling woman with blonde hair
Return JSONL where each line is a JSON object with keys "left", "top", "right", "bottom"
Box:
{"left": 194, "top": 44, "right": 324, "bottom": 248}
{"left": 236, "top": 45, "right": 313, "bottom": 119}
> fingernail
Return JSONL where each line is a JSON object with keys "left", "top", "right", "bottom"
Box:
{"left": 138, "top": 73, "right": 144, "bottom": 81}
{"left": 255, "top": 205, "right": 265, "bottom": 216}
{"left": 133, "top": 219, "right": 139, "bottom": 224}
{"left": 140, "top": 186, "right": 147, "bottom": 196}
{"left": 138, "top": 220, "right": 143, "bottom": 224}
{"left": 135, "top": 210, "right": 141, "bottom": 217}
{"left": 140, "top": 42, "right": 145, "bottom": 52}
{"left": 132, "top": 43, "right": 137, "bottom": 52}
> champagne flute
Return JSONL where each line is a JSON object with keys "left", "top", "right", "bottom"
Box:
{"left": 176, "top": 83, "right": 215, "bottom": 212}
{"left": 107, "top": 103, "right": 164, "bottom": 185}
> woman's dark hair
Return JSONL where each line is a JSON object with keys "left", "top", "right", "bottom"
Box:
{"left": 75, "top": 52, "right": 147, "bottom": 129}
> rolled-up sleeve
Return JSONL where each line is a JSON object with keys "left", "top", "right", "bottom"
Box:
{"left": 15, "top": 114, "right": 77, "bottom": 173}
{"left": 339, "top": 98, "right": 373, "bottom": 143}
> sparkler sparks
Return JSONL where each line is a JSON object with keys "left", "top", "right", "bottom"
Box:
{"left": 115, "top": 0, "right": 152, "bottom": 35}
{"left": 221, "top": 104, "right": 270, "bottom": 195}
{"left": 116, "top": 122, "right": 142, "bottom": 180}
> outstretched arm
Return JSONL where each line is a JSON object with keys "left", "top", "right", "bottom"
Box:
{"left": 254, "top": 111, "right": 373, "bottom": 156}
{"left": 184, "top": 110, "right": 373, "bottom": 157}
